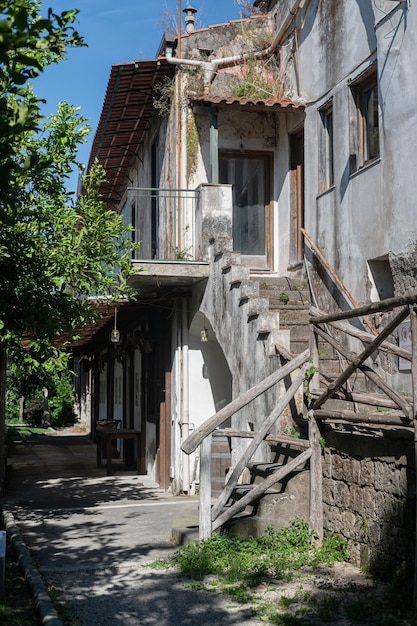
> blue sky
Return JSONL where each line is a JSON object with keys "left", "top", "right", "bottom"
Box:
{"left": 36, "top": 1, "right": 244, "bottom": 191}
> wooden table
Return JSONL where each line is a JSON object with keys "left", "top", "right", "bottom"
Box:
{"left": 96, "top": 428, "right": 141, "bottom": 476}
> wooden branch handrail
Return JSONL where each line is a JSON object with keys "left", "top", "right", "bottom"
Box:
{"left": 313, "top": 409, "right": 411, "bottom": 427}
{"left": 311, "top": 306, "right": 411, "bottom": 361}
{"left": 310, "top": 293, "right": 417, "bottom": 325}
{"left": 302, "top": 228, "right": 378, "bottom": 335}
{"left": 310, "top": 387, "right": 408, "bottom": 410}
{"left": 181, "top": 348, "right": 310, "bottom": 455}
{"left": 312, "top": 325, "right": 412, "bottom": 417}
{"left": 212, "top": 447, "right": 312, "bottom": 531}
{"left": 214, "top": 429, "right": 310, "bottom": 449}
{"left": 211, "top": 365, "right": 308, "bottom": 520}
{"left": 313, "top": 307, "right": 410, "bottom": 411}
{"left": 314, "top": 326, "right": 411, "bottom": 416}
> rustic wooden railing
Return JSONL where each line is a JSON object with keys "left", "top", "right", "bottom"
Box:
{"left": 308, "top": 294, "right": 417, "bottom": 607}
{"left": 308, "top": 299, "right": 416, "bottom": 423}
{"left": 181, "top": 348, "right": 327, "bottom": 540}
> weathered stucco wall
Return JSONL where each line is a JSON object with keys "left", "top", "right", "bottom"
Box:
{"left": 286, "top": 0, "right": 417, "bottom": 304}
{"left": 321, "top": 422, "right": 415, "bottom": 580}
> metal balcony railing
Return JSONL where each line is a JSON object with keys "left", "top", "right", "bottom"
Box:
{"left": 126, "top": 187, "right": 200, "bottom": 261}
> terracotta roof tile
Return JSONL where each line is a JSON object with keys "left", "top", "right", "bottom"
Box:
{"left": 190, "top": 94, "right": 303, "bottom": 110}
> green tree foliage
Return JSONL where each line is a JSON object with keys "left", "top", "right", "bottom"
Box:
{"left": 0, "top": 0, "right": 138, "bottom": 493}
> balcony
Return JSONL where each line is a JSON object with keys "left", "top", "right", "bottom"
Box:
{"left": 125, "top": 184, "right": 233, "bottom": 293}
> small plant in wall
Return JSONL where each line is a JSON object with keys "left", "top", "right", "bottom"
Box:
{"left": 174, "top": 246, "right": 192, "bottom": 261}
{"left": 279, "top": 291, "right": 290, "bottom": 305}
{"left": 186, "top": 112, "right": 200, "bottom": 182}
{"left": 154, "top": 76, "right": 176, "bottom": 116}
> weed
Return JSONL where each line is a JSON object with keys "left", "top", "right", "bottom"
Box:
{"left": 174, "top": 246, "right": 192, "bottom": 260}
{"left": 173, "top": 519, "right": 348, "bottom": 586}
{"left": 284, "top": 425, "right": 300, "bottom": 439}
{"left": 145, "top": 557, "right": 172, "bottom": 569}
{"left": 262, "top": 611, "right": 304, "bottom": 625}
{"left": 154, "top": 76, "right": 175, "bottom": 116}
{"left": 279, "top": 595, "right": 299, "bottom": 608}
{"left": 357, "top": 511, "right": 368, "bottom": 533}
{"left": 279, "top": 291, "right": 290, "bottom": 305}
{"left": 231, "top": 55, "right": 276, "bottom": 99}
{"left": 304, "top": 364, "right": 318, "bottom": 382}
{"left": 184, "top": 581, "right": 207, "bottom": 591}
{"left": 222, "top": 583, "right": 252, "bottom": 603}
{"left": 186, "top": 112, "right": 200, "bottom": 181}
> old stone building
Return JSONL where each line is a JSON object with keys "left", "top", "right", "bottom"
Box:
{"left": 74, "top": 0, "right": 417, "bottom": 580}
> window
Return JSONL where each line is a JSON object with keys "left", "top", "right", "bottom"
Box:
{"left": 319, "top": 102, "right": 334, "bottom": 191}
{"left": 350, "top": 69, "right": 379, "bottom": 171}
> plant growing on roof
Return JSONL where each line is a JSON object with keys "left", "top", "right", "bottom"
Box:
{"left": 231, "top": 55, "right": 278, "bottom": 100}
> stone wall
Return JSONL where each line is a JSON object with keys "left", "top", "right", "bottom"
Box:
{"left": 320, "top": 421, "right": 415, "bottom": 581}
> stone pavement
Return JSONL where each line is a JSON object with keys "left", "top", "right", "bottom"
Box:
{"left": 3, "top": 429, "right": 264, "bottom": 625}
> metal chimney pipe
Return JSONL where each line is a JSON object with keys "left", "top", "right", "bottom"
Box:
{"left": 183, "top": 5, "right": 198, "bottom": 33}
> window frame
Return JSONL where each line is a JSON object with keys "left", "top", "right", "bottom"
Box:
{"left": 318, "top": 100, "right": 334, "bottom": 192}
{"left": 350, "top": 67, "right": 380, "bottom": 172}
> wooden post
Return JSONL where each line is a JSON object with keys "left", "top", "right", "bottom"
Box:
{"left": 308, "top": 323, "right": 323, "bottom": 541}
{"left": 409, "top": 305, "right": 417, "bottom": 609}
{"left": 302, "top": 228, "right": 378, "bottom": 335}
{"left": 199, "top": 434, "right": 212, "bottom": 540}
{"left": 308, "top": 413, "right": 323, "bottom": 541}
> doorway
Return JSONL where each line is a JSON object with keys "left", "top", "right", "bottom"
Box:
{"left": 289, "top": 129, "right": 304, "bottom": 265}
{"left": 219, "top": 152, "right": 271, "bottom": 269}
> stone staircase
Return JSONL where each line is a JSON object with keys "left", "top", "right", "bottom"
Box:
{"left": 203, "top": 246, "right": 315, "bottom": 530}
{"left": 224, "top": 441, "right": 310, "bottom": 536}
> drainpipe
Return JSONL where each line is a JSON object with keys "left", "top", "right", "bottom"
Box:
{"left": 165, "top": 0, "right": 305, "bottom": 90}
{"left": 181, "top": 300, "right": 190, "bottom": 495}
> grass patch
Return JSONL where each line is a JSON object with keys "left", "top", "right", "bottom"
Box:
{"left": 6, "top": 422, "right": 49, "bottom": 436}
{"left": 173, "top": 519, "right": 347, "bottom": 586}
{"left": 171, "top": 519, "right": 416, "bottom": 625}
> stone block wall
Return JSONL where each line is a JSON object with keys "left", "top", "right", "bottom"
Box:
{"left": 320, "top": 422, "right": 415, "bottom": 581}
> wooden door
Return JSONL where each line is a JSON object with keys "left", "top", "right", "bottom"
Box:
{"left": 289, "top": 129, "right": 304, "bottom": 265}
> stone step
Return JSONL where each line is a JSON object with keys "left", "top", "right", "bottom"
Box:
{"left": 222, "top": 264, "right": 250, "bottom": 284}
{"left": 257, "top": 311, "right": 280, "bottom": 333}
{"left": 211, "top": 237, "right": 233, "bottom": 258}
{"left": 248, "top": 463, "right": 305, "bottom": 485}
{"left": 239, "top": 279, "right": 260, "bottom": 301}
{"left": 221, "top": 251, "right": 241, "bottom": 270}
{"left": 279, "top": 309, "right": 310, "bottom": 325}
{"left": 247, "top": 296, "right": 270, "bottom": 317}
{"left": 267, "top": 329, "right": 291, "bottom": 357}
{"left": 254, "top": 276, "right": 308, "bottom": 292}
{"left": 260, "top": 290, "right": 310, "bottom": 307}
{"left": 224, "top": 470, "right": 310, "bottom": 536}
